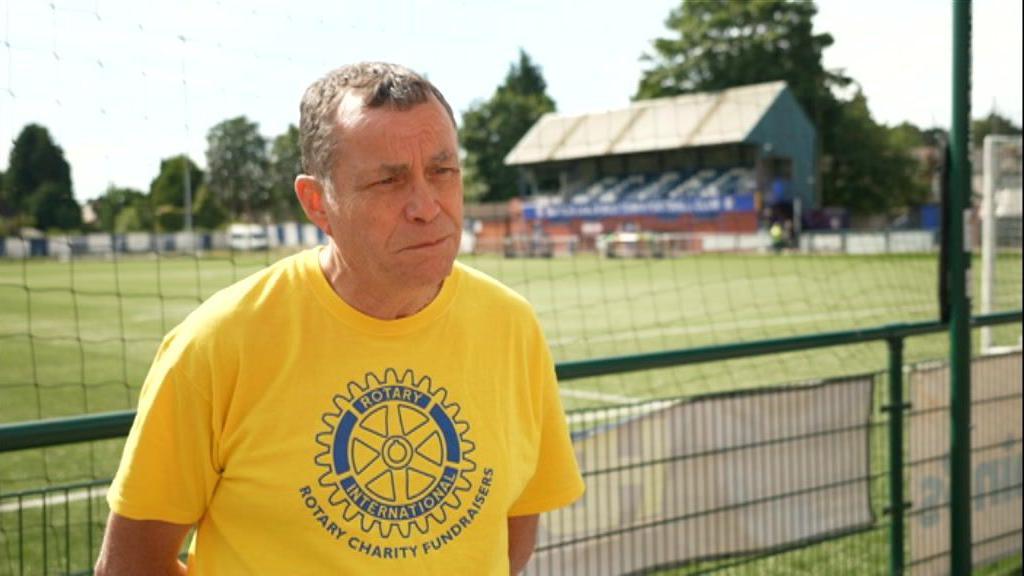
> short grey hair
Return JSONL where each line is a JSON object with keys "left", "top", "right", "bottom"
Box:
{"left": 299, "top": 62, "right": 456, "bottom": 184}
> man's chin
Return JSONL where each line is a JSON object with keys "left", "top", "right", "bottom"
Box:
{"left": 401, "top": 256, "right": 455, "bottom": 290}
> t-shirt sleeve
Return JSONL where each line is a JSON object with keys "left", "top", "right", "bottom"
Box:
{"left": 106, "top": 334, "right": 222, "bottom": 525}
{"left": 508, "top": 319, "right": 585, "bottom": 516}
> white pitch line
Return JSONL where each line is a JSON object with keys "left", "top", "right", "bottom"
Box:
{"left": 0, "top": 485, "right": 108, "bottom": 513}
{"left": 549, "top": 303, "right": 935, "bottom": 347}
{"left": 983, "top": 343, "right": 1023, "bottom": 355}
{"left": 559, "top": 386, "right": 644, "bottom": 405}
{"left": 567, "top": 399, "right": 679, "bottom": 426}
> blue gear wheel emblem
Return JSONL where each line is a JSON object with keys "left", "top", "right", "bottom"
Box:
{"left": 315, "top": 368, "right": 476, "bottom": 538}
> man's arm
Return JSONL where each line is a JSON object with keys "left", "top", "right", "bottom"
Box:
{"left": 94, "top": 512, "right": 192, "bottom": 576}
{"left": 508, "top": 514, "right": 539, "bottom": 575}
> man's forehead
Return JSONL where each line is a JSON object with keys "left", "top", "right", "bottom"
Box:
{"left": 374, "top": 149, "right": 455, "bottom": 172}
{"left": 334, "top": 93, "right": 456, "bottom": 161}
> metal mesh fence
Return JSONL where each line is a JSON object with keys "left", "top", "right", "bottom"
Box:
{"left": 0, "top": 0, "right": 1021, "bottom": 574}
{"left": 3, "top": 347, "right": 1020, "bottom": 575}
{"left": 906, "top": 351, "right": 1023, "bottom": 575}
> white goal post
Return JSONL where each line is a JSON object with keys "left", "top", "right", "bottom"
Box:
{"left": 980, "top": 135, "right": 1023, "bottom": 352}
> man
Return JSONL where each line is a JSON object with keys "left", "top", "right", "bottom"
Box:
{"left": 770, "top": 220, "right": 784, "bottom": 253}
{"left": 95, "top": 62, "right": 584, "bottom": 575}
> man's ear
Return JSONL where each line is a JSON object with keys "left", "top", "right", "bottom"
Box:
{"left": 295, "top": 175, "right": 331, "bottom": 235}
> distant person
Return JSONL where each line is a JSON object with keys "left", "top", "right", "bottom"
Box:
{"left": 770, "top": 220, "right": 785, "bottom": 253}
{"left": 96, "top": 62, "right": 584, "bottom": 575}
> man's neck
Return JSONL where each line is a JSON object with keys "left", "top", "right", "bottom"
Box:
{"left": 318, "top": 246, "right": 441, "bottom": 320}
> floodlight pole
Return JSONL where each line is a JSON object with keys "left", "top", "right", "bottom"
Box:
{"left": 949, "top": 0, "right": 973, "bottom": 573}
{"left": 183, "top": 154, "right": 193, "bottom": 235}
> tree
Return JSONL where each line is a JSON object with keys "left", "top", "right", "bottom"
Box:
{"left": 0, "top": 169, "right": 12, "bottom": 233}
{"left": 147, "top": 155, "right": 204, "bottom": 232}
{"left": 826, "top": 92, "right": 927, "bottom": 213}
{"left": 459, "top": 158, "right": 488, "bottom": 203}
{"left": 888, "top": 122, "right": 943, "bottom": 203}
{"left": 114, "top": 205, "right": 149, "bottom": 233}
{"left": 118, "top": 196, "right": 154, "bottom": 232}
{"left": 3, "top": 124, "right": 77, "bottom": 228}
{"left": 0, "top": 169, "right": 6, "bottom": 215}
{"left": 890, "top": 122, "right": 947, "bottom": 149}
{"left": 889, "top": 122, "right": 927, "bottom": 149}
{"left": 192, "top": 185, "right": 228, "bottom": 230}
{"left": 267, "top": 125, "right": 304, "bottom": 220}
{"left": 206, "top": 116, "right": 269, "bottom": 221}
{"left": 149, "top": 155, "right": 204, "bottom": 210}
{"left": 91, "top": 186, "right": 148, "bottom": 232}
{"left": 971, "top": 111, "right": 1022, "bottom": 148}
{"left": 460, "top": 50, "right": 556, "bottom": 202}
{"left": 635, "top": 0, "right": 848, "bottom": 130}
{"left": 27, "top": 181, "right": 82, "bottom": 231}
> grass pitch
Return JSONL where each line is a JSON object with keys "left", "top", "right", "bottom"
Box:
{"left": 2, "top": 249, "right": 1018, "bottom": 423}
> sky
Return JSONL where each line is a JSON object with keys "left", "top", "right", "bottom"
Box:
{"left": 0, "top": 0, "right": 1021, "bottom": 203}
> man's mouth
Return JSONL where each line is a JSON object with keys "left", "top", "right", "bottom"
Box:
{"left": 404, "top": 236, "right": 449, "bottom": 251}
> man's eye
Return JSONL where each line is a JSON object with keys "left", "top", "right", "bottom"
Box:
{"left": 374, "top": 177, "right": 398, "bottom": 187}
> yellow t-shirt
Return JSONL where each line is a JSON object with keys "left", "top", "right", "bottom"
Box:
{"left": 107, "top": 248, "right": 584, "bottom": 575}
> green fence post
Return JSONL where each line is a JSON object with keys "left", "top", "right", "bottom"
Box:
{"left": 950, "top": 0, "right": 974, "bottom": 572}
{"left": 886, "top": 336, "right": 907, "bottom": 575}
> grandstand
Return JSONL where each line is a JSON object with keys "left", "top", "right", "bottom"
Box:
{"left": 502, "top": 81, "right": 816, "bottom": 245}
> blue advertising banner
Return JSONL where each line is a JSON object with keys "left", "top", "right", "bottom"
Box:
{"left": 524, "top": 194, "right": 755, "bottom": 221}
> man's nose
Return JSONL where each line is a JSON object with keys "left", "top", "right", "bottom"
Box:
{"left": 404, "top": 178, "right": 441, "bottom": 222}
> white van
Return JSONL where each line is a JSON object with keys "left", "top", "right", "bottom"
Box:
{"left": 228, "top": 223, "right": 269, "bottom": 251}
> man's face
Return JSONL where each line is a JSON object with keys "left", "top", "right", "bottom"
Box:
{"left": 322, "top": 95, "right": 463, "bottom": 294}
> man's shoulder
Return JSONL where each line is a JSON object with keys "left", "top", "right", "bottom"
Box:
{"left": 174, "top": 249, "right": 312, "bottom": 342}
{"left": 451, "top": 260, "right": 543, "bottom": 334}
{"left": 454, "top": 260, "right": 531, "bottom": 310}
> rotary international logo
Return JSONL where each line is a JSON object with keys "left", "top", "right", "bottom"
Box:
{"left": 299, "top": 368, "right": 493, "bottom": 560}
